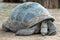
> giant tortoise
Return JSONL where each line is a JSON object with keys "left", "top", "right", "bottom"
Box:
{"left": 2, "top": 2, "right": 56, "bottom": 36}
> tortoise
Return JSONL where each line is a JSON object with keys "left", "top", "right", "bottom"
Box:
{"left": 2, "top": 2, "right": 56, "bottom": 36}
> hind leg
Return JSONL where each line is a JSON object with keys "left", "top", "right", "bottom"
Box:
{"left": 2, "top": 22, "right": 10, "bottom": 32}
{"left": 16, "top": 24, "right": 39, "bottom": 36}
{"left": 47, "top": 20, "right": 56, "bottom": 35}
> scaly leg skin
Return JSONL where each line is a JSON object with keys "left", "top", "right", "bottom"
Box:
{"left": 2, "top": 22, "right": 10, "bottom": 32}
{"left": 16, "top": 24, "right": 39, "bottom": 36}
{"left": 40, "top": 21, "right": 48, "bottom": 36}
{"left": 47, "top": 20, "right": 56, "bottom": 35}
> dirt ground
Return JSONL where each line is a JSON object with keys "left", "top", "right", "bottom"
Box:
{"left": 0, "top": 3, "right": 60, "bottom": 40}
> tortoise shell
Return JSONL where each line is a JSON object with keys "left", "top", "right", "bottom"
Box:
{"left": 3, "top": 2, "right": 54, "bottom": 32}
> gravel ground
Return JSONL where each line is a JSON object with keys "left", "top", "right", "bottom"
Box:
{"left": 0, "top": 3, "right": 60, "bottom": 40}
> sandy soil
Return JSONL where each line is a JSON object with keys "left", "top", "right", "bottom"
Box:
{"left": 0, "top": 3, "right": 60, "bottom": 40}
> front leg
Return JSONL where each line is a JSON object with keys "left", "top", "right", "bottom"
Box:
{"left": 40, "top": 21, "right": 48, "bottom": 36}
{"left": 47, "top": 20, "right": 56, "bottom": 35}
